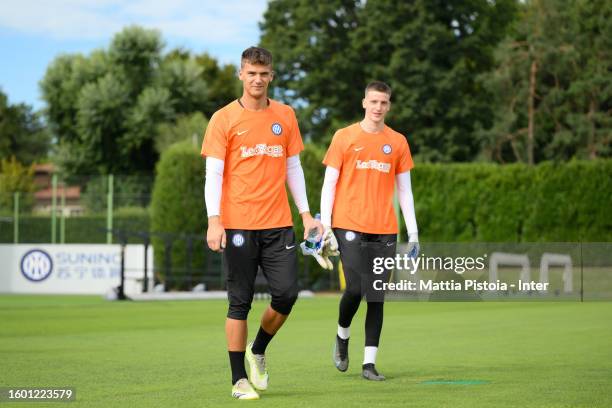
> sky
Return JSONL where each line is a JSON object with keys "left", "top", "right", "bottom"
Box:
{"left": 0, "top": 0, "right": 269, "bottom": 110}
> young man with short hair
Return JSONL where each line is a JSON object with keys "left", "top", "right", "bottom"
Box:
{"left": 202, "top": 46, "right": 322, "bottom": 399}
{"left": 320, "top": 81, "right": 419, "bottom": 381}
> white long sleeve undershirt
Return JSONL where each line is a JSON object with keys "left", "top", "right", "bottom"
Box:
{"left": 320, "top": 166, "right": 340, "bottom": 227}
{"left": 204, "top": 157, "right": 224, "bottom": 217}
{"left": 396, "top": 171, "right": 418, "bottom": 240}
{"left": 286, "top": 155, "right": 310, "bottom": 214}
{"left": 320, "top": 167, "right": 418, "bottom": 239}
{"left": 204, "top": 155, "right": 310, "bottom": 218}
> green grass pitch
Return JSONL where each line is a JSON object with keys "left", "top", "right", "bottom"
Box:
{"left": 1, "top": 295, "right": 611, "bottom": 407}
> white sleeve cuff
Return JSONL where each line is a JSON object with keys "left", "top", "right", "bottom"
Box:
{"left": 204, "top": 157, "right": 224, "bottom": 217}
{"left": 286, "top": 155, "right": 310, "bottom": 214}
{"left": 396, "top": 171, "right": 418, "bottom": 237}
{"left": 320, "top": 166, "right": 340, "bottom": 227}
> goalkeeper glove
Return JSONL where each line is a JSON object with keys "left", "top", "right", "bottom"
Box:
{"left": 300, "top": 240, "right": 332, "bottom": 270}
{"left": 319, "top": 228, "right": 339, "bottom": 270}
{"left": 322, "top": 228, "right": 339, "bottom": 255}
{"left": 300, "top": 227, "right": 339, "bottom": 270}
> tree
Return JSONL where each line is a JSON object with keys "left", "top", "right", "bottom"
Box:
{"left": 355, "top": 0, "right": 518, "bottom": 161}
{"left": 41, "top": 51, "right": 108, "bottom": 146}
{"left": 150, "top": 141, "right": 205, "bottom": 289}
{"left": 260, "top": 0, "right": 364, "bottom": 142}
{"left": 194, "top": 53, "right": 241, "bottom": 115}
{"left": 558, "top": 0, "right": 611, "bottom": 160}
{"left": 155, "top": 112, "right": 209, "bottom": 154}
{"left": 80, "top": 174, "right": 153, "bottom": 213}
{"left": 165, "top": 50, "right": 240, "bottom": 117}
{"left": 40, "top": 26, "right": 213, "bottom": 177}
{"left": 0, "top": 90, "right": 50, "bottom": 164}
{"left": 157, "top": 58, "right": 208, "bottom": 114}
{"left": 108, "top": 26, "right": 164, "bottom": 99}
{"left": 0, "top": 156, "right": 36, "bottom": 213}
{"left": 479, "top": 0, "right": 611, "bottom": 163}
{"left": 260, "top": 0, "right": 518, "bottom": 161}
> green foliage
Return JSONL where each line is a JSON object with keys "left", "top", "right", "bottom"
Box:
{"left": 412, "top": 164, "right": 485, "bottom": 242}
{"left": 155, "top": 112, "right": 209, "bottom": 154}
{"left": 260, "top": 0, "right": 518, "bottom": 160}
{"left": 113, "top": 206, "right": 149, "bottom": 218}
{"left": 145, "top": 137, "right": 610, "bottom": 286}
{"left": 260, "top": 0, "right": 364, "bottom": 143}
{"left": 109, "top": 26, "right": 164, "bottom": 98}
{"left": 357, "top": 0, "right": 518, "bottom": 162}
{"left": 473, "top": 164, "right": 533, "bottom": 242}
{"left": 123, "top": 86, "right": 174, "bottom": 172}
{"left": 292, "top": 148, "right": 611, "bottom": 243}
{"left": 478, "top": 0, "right": 612, "bottom": 163}
{"left": 0, "top": 157, "right": 35, "bottom": 213}
{"left": 80, "top": 177, "right": 107, "bottom": 213}
{"left": 41, "top": 52, "right": 109, "bottom": 145}
{"left": 0, "top": 213, "right": 149, "bottom": 243}
{"left": 290, "top": 150, "right": 605, "bottom": 278}
{"left": 112, "top": 176, "right": 154, "bottom": 209}
{"left": 410, "top": 160, "right": 612, "bottom": 242}
{"left": 0, "top": 90, "right": 50, "bottom": 164}
{"left": 73, "top": 72, "right": 131, "bottom": 174}
{"left": 261, "top": 0, "right": 609, "bottom": 163}
{"left": 157, "top": 58, "right": 208, "bottom": 114}
{"left": 522, "top": 161, "right": 612, "bottom": 241}
{"left": 165, "top": 50, "right": 240, "bottom": 117}
{"left": 40, "top": 26, "right": 232, "bottom": 177}
{"left": 194, "top": 53, "right": 241, "bottom": 116}
{"left": 150, "top": 141, "right": 205, "bottom": 289}
{"left": 80, "top": 175, "right": 154, "bottom": 213}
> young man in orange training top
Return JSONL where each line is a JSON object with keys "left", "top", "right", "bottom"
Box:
{"left": 201, "top": 46, "right": 323, "bottom": 400}
{"left": 320, "top": 81, "right": 419, "bottom": 381}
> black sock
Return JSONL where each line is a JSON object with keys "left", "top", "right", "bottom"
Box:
{"left": 228, "top": 351, "right": 247, "bottom": 385}
{"left": 338, "top": 291, "right": 361, "bottom": 328}
{"left": 251, "top": 326, "right": 274, "bottom": 355}
{"left": 365, "top": 302, "right": 384, "bottom": 347}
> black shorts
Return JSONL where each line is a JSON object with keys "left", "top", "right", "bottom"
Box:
{"left": 223, "top": 227, "right": 299, "bottom": 319}
{"left": 334, "top": 228, "right": 397, "bottom": 302}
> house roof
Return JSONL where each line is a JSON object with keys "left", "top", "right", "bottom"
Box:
{"left": 35, "top": 186, "right": 81, "bottom": 200}
{"left": 33, "top": 163, "right": 55, "bottom": 174}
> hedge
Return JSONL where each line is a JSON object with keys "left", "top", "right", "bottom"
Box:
{"left": 149, "top": 140, "right": 611, "bottom": 288}
{"left": 293, "top": 150, "right": 611, "bottom": 243}
{"left": 0, "top": 214, "right": 149, "bottom": 243}
{"left": 411, "top": 160, "right": 612, "bottom": 242}
{"left": 150, "top": 141, "right": 206, "bottom": 289}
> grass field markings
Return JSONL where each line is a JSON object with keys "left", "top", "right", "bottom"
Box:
{"left": 420, "top": 379, "right": 491, "bottom": 385}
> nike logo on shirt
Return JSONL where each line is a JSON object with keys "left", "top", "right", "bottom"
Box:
{"left": 354, "top": 147, "right": 364, "bottom": 151}
{"left": 286, "top": 244, "right": 296, "bottom": 249}
{"left": 237, "top": 130, "right": 249, "bottom": 136}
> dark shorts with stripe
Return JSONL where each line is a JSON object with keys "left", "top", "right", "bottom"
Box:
{"left": 334, "top": 228, "right": 397, "bottom": 302}
{"left": 223, "top": 227, "right": 299, "bottom": 319}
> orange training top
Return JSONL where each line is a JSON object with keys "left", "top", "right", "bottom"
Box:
{"left": 322, "top": 123, "right": 413, "bottom": 234}
{"left": 201, "top": 99, "right": 304, "bottom": 229}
